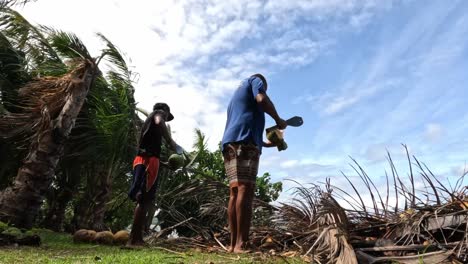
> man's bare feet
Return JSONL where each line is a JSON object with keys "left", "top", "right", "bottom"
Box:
{"left": 233, "top": 242, "right": 252, "bottom": 254}
{"left": 233, "top": 248, "right": 252, "bottom": 254}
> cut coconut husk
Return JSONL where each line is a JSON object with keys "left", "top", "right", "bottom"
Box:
{"left": 73, "top": 229, "right": 96, "bottom": 243}
{"left": 113, "top": 230, "right": 130, "bottom": 245}
{"left": 94, "top": 231, "right": 114, "bottom": 245}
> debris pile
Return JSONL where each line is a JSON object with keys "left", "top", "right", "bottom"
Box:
{"left": 149, "top": 151, "right": 467, "bottom": 263}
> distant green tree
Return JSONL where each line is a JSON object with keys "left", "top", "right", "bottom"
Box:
{"left": 255, "top": 172, "right": 282, "bottom": 203}
{"left": 189, "top": 129, "right": 226, "bottom": 182}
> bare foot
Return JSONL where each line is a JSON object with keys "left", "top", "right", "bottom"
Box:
{"left": 233, "top": 242, "right": 252, "bottom": 254}
{"left": 233, "top": 248, "right": 252, "bottom": 254}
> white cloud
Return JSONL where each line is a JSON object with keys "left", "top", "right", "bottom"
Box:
{"left": 280, "top": 160, "right": 299, "bottom": 169}
{"left": 349, "top": 11, "right": 374, "bottom": 29}
{"left": 451, "top": 164, "right": 468, "bottom": 177}
{"left": 365, "top": 143, "right": 388, "bottom": 162}
{"left": 424, "top": 123, "right": 443, "bottom": 142}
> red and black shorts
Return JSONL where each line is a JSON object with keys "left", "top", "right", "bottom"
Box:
{"left": 128, "top": 155, "right": 160, "bottom": 203}
{"left": 223, "top": 143, "right": 260, "bottom": 186}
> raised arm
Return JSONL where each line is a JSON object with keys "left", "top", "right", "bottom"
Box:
{"left": 250, "top": 76, "right": 287, "bottom": 129}
{"left": 255, "top": 93, "right": 287, "bottom": 129}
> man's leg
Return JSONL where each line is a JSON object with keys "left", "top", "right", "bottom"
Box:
{"left": 144, "top": 182, "right": 158, "bottom": 235}
{"left": 144, "top": 200, "right": 156, "bottom": 235}
{"left": 234, "top": 181, "right": 255, "bottom": 253}
{"left": 129, "top": 196, "right": 146, "bottom": 245}
{"left": 228, "top": 184, "right": 238, "bottom": 252}
{"left": 128, "top": 164, "right": 148, "bottom": 246}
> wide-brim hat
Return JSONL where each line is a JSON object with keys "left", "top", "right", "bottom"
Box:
{"left": 153, "top": 102, "right": 174, "bottom": 121}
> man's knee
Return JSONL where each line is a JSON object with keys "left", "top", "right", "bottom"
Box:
{"left": 229, "top": 186, "right": 238, "bottom": 199}
{"left": 237, "top": 182, "right": 255, "bottom": 194}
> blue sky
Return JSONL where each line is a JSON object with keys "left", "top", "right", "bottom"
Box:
{"left": 19, "top": 0, "right": 467, "bottom": 202}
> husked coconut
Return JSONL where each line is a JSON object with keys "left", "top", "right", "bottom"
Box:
{"left": 113, "top": 230, "right": 130, "bottom": 245}
{"left": 94, "top": 231, "right": 114, "bottom": 245}
{"left": 73, "top": 229, "right": 96, "bottom": 243}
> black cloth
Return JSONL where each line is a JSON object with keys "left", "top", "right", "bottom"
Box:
{"left": 138, "top": 111, "right": 164, "bottom": 158}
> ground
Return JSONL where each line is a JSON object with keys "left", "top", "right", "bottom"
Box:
{"left": 0, "top": 230, "right": 304, "bottom": 263}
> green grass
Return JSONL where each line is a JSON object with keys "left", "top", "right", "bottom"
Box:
{"left": 0, "top": 230, "right": 304, "bottom": 263}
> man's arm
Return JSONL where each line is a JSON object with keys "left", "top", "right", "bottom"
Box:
{"left": 256, "top": 93, "right": 287, "bottom": 129}
{"left": 154, "top": 113, "right": 177, "bottom": 151}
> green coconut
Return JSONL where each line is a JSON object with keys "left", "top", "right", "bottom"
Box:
{"left": 24, "top": 230, "right": 38, "bottom": 237}
{"left": 0, "top": 221, "right": 8, "bottom": 233}
{"left": 2, "top": 227, "right": 22, "bottom": 237}
{"left": 168, "top": 154, "right": 185, "bottom": 170}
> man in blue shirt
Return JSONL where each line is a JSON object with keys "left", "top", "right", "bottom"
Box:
{"left": 221, "top": 74, "right": 287, "bottom": 253}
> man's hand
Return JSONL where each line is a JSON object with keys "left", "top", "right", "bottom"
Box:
{"left": 275, "top": 118, "right": 287, "bottom": 130}
{"left": 263, "top": 140, "right": 275, "bottom": 148}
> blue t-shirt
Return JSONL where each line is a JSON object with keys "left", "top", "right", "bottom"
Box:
{"left": 221, "top": 76, "right": 266, "bottom": 153}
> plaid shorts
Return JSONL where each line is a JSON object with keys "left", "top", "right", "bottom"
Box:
{"left": 223, "top": 143, "right": 260, "bottom": 185}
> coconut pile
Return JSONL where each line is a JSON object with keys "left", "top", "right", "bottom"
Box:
{"left": 72, "top": 229, "right": 130, "bottom": 245}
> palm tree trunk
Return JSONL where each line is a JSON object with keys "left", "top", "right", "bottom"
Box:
{"left": 0, "top": 60, "right": 97, "bottom": 228}
{"left": 90, "top": 169, "right": 112, "bottom": 231}
{"left": 42, "top": 174, "right": 79, "bottom": 231}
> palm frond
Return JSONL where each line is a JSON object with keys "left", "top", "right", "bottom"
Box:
{"left": 96, "top": 33, "right": 132, "bottom": 80}
{"left": 193, "top": 128, "right": 207, "bottom": 151}
{"left": 0, "top": 31, "right": 30, "bottom": 111}
{"left": 44, "top": 27, "right": 92, "bottom": 61}
{"left": 0, "top": 0, "right": 35, "bottom": 8}
{"left": 0, "top": 8, "right": 62, "bottom": 72}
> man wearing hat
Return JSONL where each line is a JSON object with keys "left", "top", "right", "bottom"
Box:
{"left": 127, "top": 102, "right": 178, "bottom": 246}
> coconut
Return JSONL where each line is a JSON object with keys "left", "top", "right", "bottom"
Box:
{"left": 266, "top": 129, "right": 283, "bottom": 144}
{"left": 1, "top": 227, "right": 22, "bottom": 237}
{"left": 94, "top": 231, "right": 114, "bottom": 245}
{"left": 168, "top": 154, "right": 184, "bottom": 170}
{"left": 266, "top": 129, "right": 287, "bottom": 151}
{"left": 113, "top": 230, "right": 130, "bottom": 245}
{"left": 73, "top": 229, "right": 96, "bottom": 243}
{"left": 277, "top": 140, "right": 288, "bottom": 151}
{"left": 0, "top": 221, "right": 8, "bottom": 233}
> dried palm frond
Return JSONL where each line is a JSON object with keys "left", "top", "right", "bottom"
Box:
{"left": 155, "top": 177, "right": 229, "bottom": 239}
{"left": 143, "top": 147, "right": 467, "bottom": 263}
